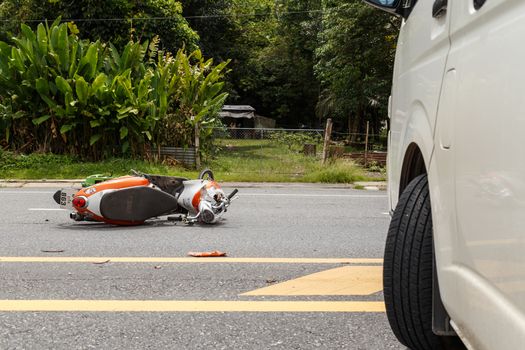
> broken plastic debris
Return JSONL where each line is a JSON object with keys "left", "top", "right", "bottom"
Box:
{"left": 92, "top": 259, "right": 111, "bottom": 265}
{"left": 41, "top": 249, "right": 64, "bottom": 253}
{"left": 188, "top": 251, "right": 227, "bottom": 257}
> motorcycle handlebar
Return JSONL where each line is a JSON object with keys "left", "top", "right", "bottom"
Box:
{"left": 228, "top": 189, "right": 239, "bottom": 201}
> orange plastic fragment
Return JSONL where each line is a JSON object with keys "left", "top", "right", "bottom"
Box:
{"left": 188, "top": 251, "right": 227, "bottom": 257}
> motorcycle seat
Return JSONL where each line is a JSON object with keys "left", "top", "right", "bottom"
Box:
{"left": 145, "top": 175, "right": 188, "bottom": 196}
{"left": 100, "top": 186, "right": 179, "bottom": 223}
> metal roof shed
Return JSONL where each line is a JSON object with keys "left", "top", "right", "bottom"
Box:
{"left": 219, "top": 105, "right": 256, "bottom": 119}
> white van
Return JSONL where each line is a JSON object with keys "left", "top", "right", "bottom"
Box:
{"left": 363, "top": 0, "right": 525, "bottom": 349}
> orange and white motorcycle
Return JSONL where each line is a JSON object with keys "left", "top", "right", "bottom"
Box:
{"left": 53, "top": 170, "right": 238, "bottom": 226}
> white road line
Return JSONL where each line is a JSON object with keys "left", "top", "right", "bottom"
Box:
{"left": 241, "top": 193, "right": 387, "bottom": 198}
{"left": 0, "top": 191, "right": 55, "bottom": 194}
{"left": 28, "top": 208, "right": 66, "bottom": 211}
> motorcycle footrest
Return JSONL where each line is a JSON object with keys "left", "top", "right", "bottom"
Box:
{"left": 100, "top": 186, "right": 178, "bottom": 223}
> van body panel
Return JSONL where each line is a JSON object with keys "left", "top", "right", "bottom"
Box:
{"left": 371, "top": 0, "right": 525, "bottom": 346}
{"left": 388, "top": 0, "right": 451, "bottom": 210}
{"left": 435, "top": 0, "right": 525, "bottom": 346}
{"left": 429, "top": 67, "right": 459, "bottom": 327}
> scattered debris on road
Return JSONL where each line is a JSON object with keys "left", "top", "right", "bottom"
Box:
{"left": 188, "top": 251, "right": 227, "bottom": 257}
{"left": 92, "top": 259, "right": 111, "bottom": 265}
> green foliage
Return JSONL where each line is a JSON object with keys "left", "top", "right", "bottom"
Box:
{"left": 156, "top": 49, "right": 230, "bottom": 159}
{"left": 268, "top": 131, "right": 322, "bottom": 152}
{"left": 0, "top": 142, "right": 369, "bottom": 184}
{"left": 315, "top": 1, "right": 398, "bottom": 136}
{"left": 185, "top": 0, "right": 394, "bottom": 133}
{"left": 182, "top": 0, "right": 239, "bottom": 61}
{"left": 185, "top": 0, "right": 321, "bottom": 126}
{"left": 0, "top": 0, "right": 397, "bottom": 137}
{"left": 0, "top": 150, "right": 196, "bottom": 180}
{"left": 367, "top": 161, "right": 387, "bottom": 175}
{"left": 0, "top": 149, "right": 76, "bottom": 172}
{"left": 0, "top": 0, "right": 199, "bottom": 52}
{"left": 0, "top": 20, "right": 162, "bottom": 157}
{"left": 303, "top": 160, "right": 367, "bottom": 183}
{"left": 209, "top": 139, "right": 366, "bottom": 183}
{"left": 0, "top": 21, "right": 229, "bottom": 161}
{"left": 242, "top": 0, "right": 322, "bottom": 126}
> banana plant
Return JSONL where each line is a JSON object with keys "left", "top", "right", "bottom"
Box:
{"left": 0, "top": 20, "right": 230, "bottom": 162}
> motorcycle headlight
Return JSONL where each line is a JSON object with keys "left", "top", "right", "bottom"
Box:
{"left": 199, "top": 201, "right": 216, "bottom": 224}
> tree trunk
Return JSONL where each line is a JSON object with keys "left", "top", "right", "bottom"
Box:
{"left": 348, "top": 109, "right": 362, "bottom": 143}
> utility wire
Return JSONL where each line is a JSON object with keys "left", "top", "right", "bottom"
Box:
{"left": 0, "top": 9, "right": 328, "bottom": 23}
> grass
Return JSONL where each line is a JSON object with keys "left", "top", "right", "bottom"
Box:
{"left": 0, "top": 152, "right": 199, "bottom": 180}
{"left": 0, "top": 139, "right": 382, "bottom": 184}
{"left": 208, "top": 139, "right": 370, "bottom": 183}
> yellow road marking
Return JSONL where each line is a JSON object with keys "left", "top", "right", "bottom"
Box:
{"left": 242, "top": 266, "right": 383, "bottom": 296}
{"left": 0, "top": 300, "right": 385, "bottom": 313}
{"left": 0, "top": 257, "right": 383, "bottom": 264}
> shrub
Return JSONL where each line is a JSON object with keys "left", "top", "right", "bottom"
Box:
{"left": 268, "top": 131, "right": 322, "bottom": 152}
{"left": 0, "top": 20, "right": 229, "bottom": 161}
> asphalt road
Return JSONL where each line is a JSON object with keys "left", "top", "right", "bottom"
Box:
{"left": 0, "top": 186, "right": 404, "bottom": 350}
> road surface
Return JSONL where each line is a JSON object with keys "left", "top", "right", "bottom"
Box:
{"left": 0, "top": 186, "right": 403, "bottom": 349}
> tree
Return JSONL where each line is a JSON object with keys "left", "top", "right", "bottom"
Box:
{"left": 0, "top": 0, "right": 199, "bottom": 52}
{"left": 181, "top": 0, "right": 239, "bottom": 62}
{"left": 245, "top": 0, "right": 322, "bottom": 127}
{"left": 182, "top": 0, "right": 322, "bottom": 126}
{"left": 315, "top": 0, "right": 397, "bottom": 137}
{"left": 0, "top": 0, "right": 399, "bottom": 134}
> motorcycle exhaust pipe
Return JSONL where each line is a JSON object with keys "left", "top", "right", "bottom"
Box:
{"left": 70, "top": 212, "right": 84, "bottom": 221}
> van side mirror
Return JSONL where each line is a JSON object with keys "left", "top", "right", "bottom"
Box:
{"left": 362, "top": 0, "right": 408, "bottom": 18}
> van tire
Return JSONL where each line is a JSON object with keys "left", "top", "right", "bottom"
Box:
{"left": 384, "top": 174, "right": 464, "bottom": 350}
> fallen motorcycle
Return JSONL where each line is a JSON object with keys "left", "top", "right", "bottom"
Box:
{"left": 53, "top": 169, "right": 238, "bottom": 226}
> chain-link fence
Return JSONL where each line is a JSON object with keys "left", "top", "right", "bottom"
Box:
{"left": 332, "top": 131, "right": 388, "bottom": 152}
{"left": 195, "top": 127, "right": 388, "bottom": 181}
{"left": 212, "top": 127, "right": 324, "bottom": 141}
{"left": 208, "top": 128, "right": 387, "bottom": 170}
{"left": 205, "top": 127, "right": 386, "bottom": 175}
{"left": 212, "top": 127, "right": 387, "bottom": 153}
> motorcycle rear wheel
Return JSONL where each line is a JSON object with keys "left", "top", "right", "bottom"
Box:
{"left": 198, "top": 169, "right": 215, "bottom": 181}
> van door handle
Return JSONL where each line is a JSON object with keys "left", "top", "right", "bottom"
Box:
{"left": 432, "top": 0, "right": 447, "bottom": 18}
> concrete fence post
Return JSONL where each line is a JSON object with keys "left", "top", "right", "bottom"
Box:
{"left": 322, "top": 118, "right": 333, "bottom": 165}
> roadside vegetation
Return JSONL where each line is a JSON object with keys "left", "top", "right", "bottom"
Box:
{"left": 0, "top": 20, "right": 228, "bottom": 159}
{"left": 0, "top": 1, "right": 394, "bottom": 183}
{"left": 0, "top": 140, "right": 375, "bottom": 183}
